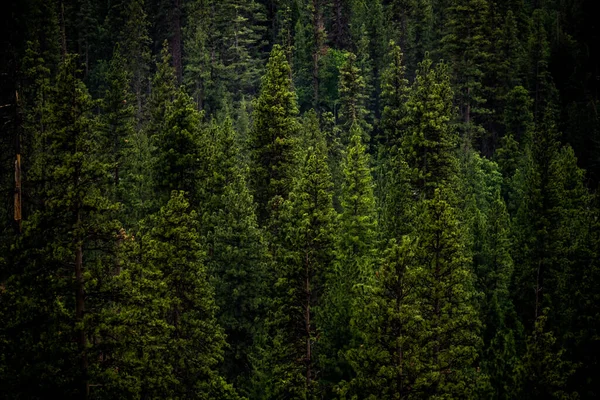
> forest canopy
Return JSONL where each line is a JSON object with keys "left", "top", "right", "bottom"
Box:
{"left": 0, "top": 0, "right": 599, "bottom": 399}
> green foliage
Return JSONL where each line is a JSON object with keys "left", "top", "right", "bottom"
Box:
{"left": 322, "top": 124, "right": 378, "bottom": 388}
{"left": 141, "top": 191, "right": 240, "bottom": 398}
{"left": 3, "top": 2, "right": 600, "bottom": 399}
{"left": 153, "top": 87, "right": 202, "bottom": 205}
{"left": 262, "top": 121, "right": 336, "bottom": 398}
{"left": 343, "top": 188, "right": 483, "bottom": 399}
{"left": 403, "top": 56, "right": 457, "bottom": 197}
{"left": 441, "top": 0, "right": 491, "bottom": 143}
{"left": 338, "top": 52, "right": 371, "bottom": 140}
{"left": 0, "top": 54, "right": 119, "bottom": 398}
{"left": 250, "top": 44, "right": 299, "bottom": 220}
{"left": 380, "top": 40, "right": 409, "bottom": 148}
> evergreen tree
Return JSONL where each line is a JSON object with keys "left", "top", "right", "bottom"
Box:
{"left": 99, "top": 46, "right": 134, "bottom": 203}
{"left": 344, "top": 188, "right": 483, "bottom": 399}
{"left": 322, "top": 123, "right": 378, "bottom": 389}
{"left": 148, "top": 41, "right": 177, "bottom": 143}
{"left": 263, "top": 121, "right": 336, "bottom": 398}
{"left": 153, "top": 85, "right": 203, "bottom": 208}
{"left": 403, "top": 56, "right": 457, "bottom": 197}
{"left": 441, "top": 0, "right": 491, "bottom": 147}
{"left": 120, "top": 0, "right": 152, "bottom": 121}
{"left": 0, "top": 54, "right": 118, "bottom": 398}
{"left": 338, "top": 52, "right": 370, "bottom": 141}
{"left": 201, "top": 119, "right": 269, "bottom": 394}
{"left": 408, "top": 189, "right": 483, "bottom": 398}
{"left": 141, "top": 191, "right": 240, "bottom": 398}
{"left": 340, "top": 237, "right": 418, "bottom": 399}
{"left": 250, "top": 44, "right": 299, "bottom": 221}
{"left": 380, "top": 40, "right": 409, "bottom": 148}
{"left": 517, "top": 311, "right": 577, "bottom": 399}
{"left": 214, "top": 0, "right": 268, "bottom": 99}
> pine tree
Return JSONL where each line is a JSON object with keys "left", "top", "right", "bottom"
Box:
{"left": 380, "top": 40, "right": 409, "bottom": 148}
{"left": 516, "top": 311, "right": 577, "bottom": 399}
{"left": 153, "top": 86, "right": 203, "bottom": 208}
{"left": 250, "top": 44, "right": 299, "bottom": 221}
{"left": 338, "top": 52, "right": 371, "bottom": 141}
{"left": 214, "top": 0, "right": 267, "bottom": 100}
{"left": 0, "top": 54, "right": 118, "bottom": 398}
{"left": 344, "top": 188, "right": 483, "bottom": 399}
{"left": 142, "top": 191, "right": 240, "bottom": 398}
{"left": 403, "top": 56, "right": 457, "bottom": 197}
{"left": 201, "top": 119, "right": 269, "bottom": 394}
{"left": 340, "top": 237, "right": 418, "bottom": 399}
{"left": 408, "top": 188, "right": 483, "bottom": 398}
{"left": 460, "top": 152, "right": 520, "bottom": 399}
{"left": 441, "top": 0, "right": 491, "bottom": 146}
{"left": 263, "top": 121, "right": 336, "bottom": 398}
{"left": 183, "top": 0, "right": 213, "bottom": 111}
{"left": 99, "top": 46, "right": 134, "bottom": 204}
{"left": 148, "top": 41, "right": 177, "bottom": 143}
{"left": 322, "top": 123, "right": 378, "bottom": 388}
{"left": 89, "top": 228, "right": 174, "bottom": 399}
{"left": 511, "top": 103, "right": 595, "bottom": 397}
{"left": 119, "top": 0, "right": 152, "bottom": 120}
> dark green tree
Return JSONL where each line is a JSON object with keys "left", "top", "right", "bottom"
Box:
{"left": 380, "top": 40, "right": 409, "bottom": 148}
{"left": 402, "top": 56, "right": 457, "bottom": 197}
{"left": 250, "top": 44, "right": 299, "bottom": 221}
{"left": 201, "top": 119, "right": 269, "bottom": 394}
{"left": 0, "top": 54, "right": 118, "bottom": 399}
{"left": 322, "top": 123, "right": 378, "bottom": 389}
{"left": 441, "top": 0, "right": 491, "bottom": 147}
{"left": 262, "top": 121, "right": 336, "bottom": 398}
{"left": 141, "top": 191, "right": 240, "bottom": 398}
{"left": 338, "top": 52, "right": 370, "bottom": 141}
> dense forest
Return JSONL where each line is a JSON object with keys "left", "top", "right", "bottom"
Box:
{"left": 0, "top": 0, "right": 599, "bottom": 398}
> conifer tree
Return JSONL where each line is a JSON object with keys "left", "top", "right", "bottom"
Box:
{"left": 441, "top": 0, "right": 491, "bottom": 146}
{"left": 250, "top": 44, "right": 299, "bottom": 220}
{"left": 119, "top": 0, "right": 152, "bottom": 120}
{"left": 517, "top": 311, "right": 577, "bottom": 399}
{"left": 263, "top": 121, "right": 336, "bottom": 398}
{"left": 459, "top": 152, "right": 519, "bottom": 399}
{"left": 201, "top": 119, "right": 269, "bottom": 394}
{"left": 153, "top": 86, "right": 203, "bottom": 208}
{"left": 511, "top": 104, "right": 595, "bottom": 397}
{"left": 380, "top": 40, "right": 409, "bottom": 148}
{"left": 408, "top": 188, "right": 483, "bottom": 398}
{"left": 344, "top": 188, "right": 483, "bottom": 399}
{"left": 403, "top": 56, "right": 457, "bottom": 197}
{"left": 142, "top": 191, "right": 240, "bottom": 399}
{"left": 183, "top": 0, "right": 213, "bottom": 111}
{"left": 214, "top": 0, "right": 267, "bottom": 99}
{"left": 340, "top": 237, "right": 418, "bottom": 399}
{"left": 0, "top": 54, "right": 118, "bottom": 398}
{"left": 90, "top": 228, "right": 174, "bottom": 399}
{"left": 322, "top": 123, "right": 378, "bottom": 388}
{"left": 99, "top": 47, "right": 135, "bottom": 203}
{"left": 148, "top": 41, "right": 177, "bottom": 143}
{"left": 338, "top": 52, "right": 370, "bottom": 141}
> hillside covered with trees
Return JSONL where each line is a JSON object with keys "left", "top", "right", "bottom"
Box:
{"left": 1, "top": 0, "right": 599, "bottom": 398}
